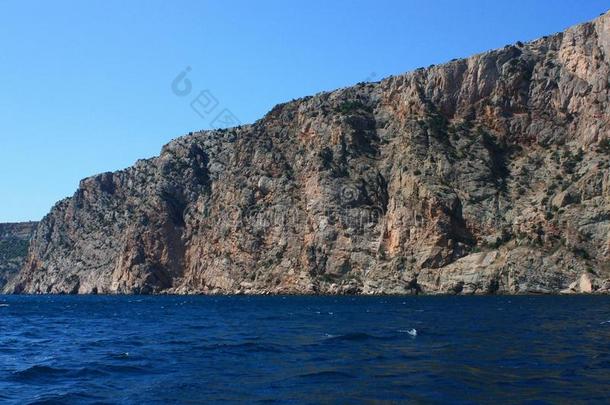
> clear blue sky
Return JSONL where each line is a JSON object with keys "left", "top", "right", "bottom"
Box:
{"left": 0, "top": 1, "right": 608, "bottom": 222}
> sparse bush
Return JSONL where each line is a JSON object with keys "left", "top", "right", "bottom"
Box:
{"left": 335, "top": 100, "right": 371, "bottom": 114}
{"left": 572, "top": 247, "right": 591, "bottom": 260}
{"left": 428, "top": 113, "right": 448, "bottom": 134}
{"left": 562, "top": 150, "right": 578, "bottom": 173}
{"left": 596, "top": 139, "right": 610, "bottom": 154}
{"left": 318, "top": 147, "right": 333, "bottom": 170}
{"left": 0, "top": 239, "right": 29, "bottom": 261}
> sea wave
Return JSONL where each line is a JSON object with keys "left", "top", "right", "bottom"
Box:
{"left": 298, "top": 370, "right": 356, "bottom": 379}
{"left": 323, "top": 332, "right": 386, "bottom": 342}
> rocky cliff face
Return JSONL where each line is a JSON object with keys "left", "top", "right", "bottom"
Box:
{"left": 0, "top": 222, "right": 37, "bottom": 288}
{"left": 9, "top": 12, "right": 610, "bottom": 294}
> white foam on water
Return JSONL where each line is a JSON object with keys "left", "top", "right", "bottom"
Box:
{"left": 398, "top": 328, "right": 418, "bottom": 337}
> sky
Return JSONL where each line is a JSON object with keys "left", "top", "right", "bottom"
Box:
{"left": 0, "top": 0, "right": 608, "bottom": 222}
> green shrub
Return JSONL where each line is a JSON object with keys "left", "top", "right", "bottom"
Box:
{"left": 0, "top": 239, "right": 29, "bottom": 261}
{"left": 428, "top": 113, "right": 448, "bottom": 134}
{"left": 335, "top": 100, "right": 371, "bottom": 114}
{"left": 572, "top": 247, "right": 591, "bottom": 260}
{"left": 597, "top": 139, "right": 610, "bottom": 154}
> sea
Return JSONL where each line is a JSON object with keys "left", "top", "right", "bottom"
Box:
{"left": 1, "top": 295, "right": 609, "bottom": 404}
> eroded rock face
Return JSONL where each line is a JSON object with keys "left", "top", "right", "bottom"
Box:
{"left": 0, "top": 222, "right": 37, "bottom": 289}
{"left": 8, "top": 12, "right": 610, "bottom": 294}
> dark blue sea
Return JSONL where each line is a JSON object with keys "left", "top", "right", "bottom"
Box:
{"left": 1, "top": 295, "right": 609, "bottom": 404}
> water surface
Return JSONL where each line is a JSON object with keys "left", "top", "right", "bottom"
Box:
{"left": 1, "top": 295, "right": 609, "bottom": 403}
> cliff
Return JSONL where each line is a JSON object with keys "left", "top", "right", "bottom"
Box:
{"left": 0, "top": 222, "right": 38, "bottom": 288}
{"left": 8, "top": 12, "right": 610, "bottom": 294}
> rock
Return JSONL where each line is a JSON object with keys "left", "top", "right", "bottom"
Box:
{"left": 579, "top": 273, "right": 593, "bottom": 293}
{"left": 563, "top": 272, "right": 599, "bottom": 293}
{"left": 552, "top": 189, "right": 581, "bottom": 208}
{"left": 7, "top": 12, "right": 610, "bottom": 295}
{"left": 598, "top": 279, "right": 610, "bottom": 293}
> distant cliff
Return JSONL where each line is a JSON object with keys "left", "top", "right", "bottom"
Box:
{"left": 0, "top": 222, "right": 37, "bottom": 288}
{"left": 9, "top": 12, "right": 610, "bottom": 294}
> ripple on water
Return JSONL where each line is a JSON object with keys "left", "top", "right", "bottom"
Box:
{"left": 323, "top": 332, "right": 387, "bottom": 342}
{"left": 10, "top": 365, "right": 69, "bottom": 382}
{"left": 10, "top": 364, "right": 112, "bottom": 383}
{"left": 298, "top": 370, "right": 356, "bottom": 380}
